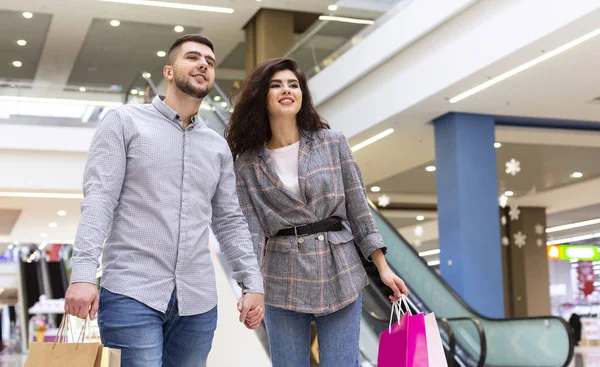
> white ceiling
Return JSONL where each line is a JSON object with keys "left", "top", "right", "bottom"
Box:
{"left": 0, "top": 0, "right": 382, "bottom": 100}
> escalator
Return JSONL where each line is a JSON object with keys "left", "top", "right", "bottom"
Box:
{"left": 360, "top": 204, "right": 575, "bottom": 367}
{"left": 128, "top": 75, "right": 574, "bottom": 367}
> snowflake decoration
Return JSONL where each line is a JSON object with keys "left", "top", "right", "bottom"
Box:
{"left": 514, "top": 231, "right": 527, "bottom": 249}
{"left": 505, "top": 159, "right": 521, "bottom": 176}
{"left": 378, "top": 194, "right": 390, "bottom": 207}
{"left": 535, "top": 224, "right": 545, "bottom": 236}
{"left": 501, "top": 216, "right": 507, "bottom": 226}
{"left": 414, "top": 225, "right": 424, "bottom": 237}
{"left": 499, "top": 195, "right": 508, "bottom": 208}
{"left": 509, "top": 204, "right": 521, "bottom": 221}
{"left": 502, "top": 236, "right": 510, "bottom": 246}
{"left": 536, "top": 238, "right": 544, "bottom": 247}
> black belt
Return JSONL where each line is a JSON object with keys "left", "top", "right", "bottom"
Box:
{"left": 276, "top": 218, "right": 343, "bottom": 237}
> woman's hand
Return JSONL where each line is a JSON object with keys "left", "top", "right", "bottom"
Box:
{"left": 379, "top": 267, "right": 409, "bottom": 303}
{"left": 370, "top": 249, "right": 409, "bottom": 302}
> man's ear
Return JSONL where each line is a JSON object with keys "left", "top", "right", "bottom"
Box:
{"left": 163, "top": 65, "right": 173, "bottom": 81}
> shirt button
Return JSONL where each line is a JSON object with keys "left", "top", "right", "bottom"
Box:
{"left": 297, "top": 237, "right": 305, "bottom": 244}
{"left": 318, "top": 235, "right": 324, "bottom": 241}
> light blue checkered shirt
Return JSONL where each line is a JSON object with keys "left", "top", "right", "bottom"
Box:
{"left": 71, "top": 96, "right": 263, "bottom": 316}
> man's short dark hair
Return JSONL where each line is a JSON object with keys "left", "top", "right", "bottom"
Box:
{"left": 168, "top": 34, "right": 215, "bottom": 64}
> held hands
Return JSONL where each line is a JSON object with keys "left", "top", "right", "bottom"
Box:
{"left": 379, "top": 267, "right": 409, "bottom": 303}
{"left": 237, "top": 293, "right": 265, "bottom": 330}
{"left": 64, "top": 282, "right": 99, "bottom": 319}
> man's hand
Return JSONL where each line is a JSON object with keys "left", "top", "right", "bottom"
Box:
{"left": 237, "top": 293, "right": 264, "bottom": 330}
{"left": 64, "top": 282, "right": 99, "bottom": 319}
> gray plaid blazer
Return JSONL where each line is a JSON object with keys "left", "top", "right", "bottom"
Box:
{"left": 234, "top": 129, "right": 386, "bottom": 315}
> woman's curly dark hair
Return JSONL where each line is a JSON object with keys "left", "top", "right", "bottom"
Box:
{"left": 225, "top": 58, "right": 329, "bottom": 160}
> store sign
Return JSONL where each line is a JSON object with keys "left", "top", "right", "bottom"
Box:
{"left": 547, "top": 245, "right": 600, "bottom": 261}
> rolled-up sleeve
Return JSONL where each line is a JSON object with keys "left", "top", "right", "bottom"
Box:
{"left": 71, "top": 110, "right": 127, "bottom": 284}
{"left": 337, "top": 132, "right": 387, "bottom": 260}
{"left": 211, "top": 152, "right": 264, "bottom": 294}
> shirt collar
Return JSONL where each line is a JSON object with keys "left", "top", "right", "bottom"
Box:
{"left": 152, "top": 95, "right": 198, "bottom": 126}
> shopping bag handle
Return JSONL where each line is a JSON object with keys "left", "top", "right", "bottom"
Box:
{"left": 401, "top": 294, "right": 421, "bottom": 314}
{"left": 52, "top": 315, "right": 74, "bottom": 348}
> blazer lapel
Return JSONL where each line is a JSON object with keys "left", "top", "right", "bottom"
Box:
{"left": 297, "top": 132, "right": 314, "bottom": 203}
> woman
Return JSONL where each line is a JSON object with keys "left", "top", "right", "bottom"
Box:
{"left": 225, "top": 58, "right": 408, "bottom": 366}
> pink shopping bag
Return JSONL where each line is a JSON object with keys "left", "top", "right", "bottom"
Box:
{"left": 424, "top": 313, "right": 448, "bottom": 367}
{"left": 378, "top": 298, "right": 429, "bottom": 367}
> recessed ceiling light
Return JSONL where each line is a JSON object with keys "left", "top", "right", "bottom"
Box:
{"left": 571, "top": 172, "right": 583, "bottom": 178}
{"left": 17, "top": 40, "right": 27, "bottom": 46}
{"left": 131, "top": 89, "right": 139, "bottom": 95}
{"left": 318, "top": 15, "right": 374, "bottom": 25}
{"left": 157, "top": 50, "right": 166, "bottom": 57}
{"left": 79, "top": 87, "right": 87, "bottom": 92}
{"left": 22, "top": 12, "right": 33, "bottom": 19}
{"left": 174, "top": 25, "right": 184, "bottom": 32}
{"left": 40, "top": 233, "right": 48, "bottom": 238}
{"left": 139, "top": 91, "right": 145, "bottom": 96}
{"left": 494, "top": 142, "right": 502, "bottom": 148}
{"left": 328, "top": 4, "right": 338, "bottom": 11}
{"left": 97, "top": 0, "right": 234, "bottom": 14}
{"left": 370, "top": 186, "right": 381, "bottom": 193}
{"left": 214, "top": 96, "right": 221, "bottom": 101}
{"left": 110, "top": 20, "right": 121, "bottom": 27}
{"left": 504, "top": 190, "right": 514, "bottom": 197}
{"left": 48, "top": 222, "right": 58, "bottom": 228}
{"left": 425, "top": 166, "right": 436, "bottom": 172}
{"left": 449, "top": 27, "right": 600, "bottom": 103}
{"left": 416, "top": 215, "right": 425, "bottom": 221}
{"left": 220, "top": 101, "right": 228, "bottom": 108}
{"left": 13, "top": 61, "right": 22, "bottom": 68}
{"left": 142, "top": 72, "right": 152, "bottom": 79}
{"left": 57, "top": 210, "right": 67, "bottom": 216}
{"left": 351, "top": 128, "right": 394, "bottom": 152}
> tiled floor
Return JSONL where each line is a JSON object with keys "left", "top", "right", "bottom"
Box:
{"left": 570, "top": 347, "right": 600, "bottom": 367}
{"left": 0, "top": 347, "right": 598, "bottom": 366}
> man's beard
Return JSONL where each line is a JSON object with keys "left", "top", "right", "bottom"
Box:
{"left": 174, "top": 72, "right": 212, "bottom": 99}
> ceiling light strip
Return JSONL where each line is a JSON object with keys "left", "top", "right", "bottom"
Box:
{"left": 546, "top": 218, "right": 600, "bottom": 233}
{"left": 351, "top": 128, "right": 394, "bottom": 152}
{"left": 449, "top": 28, "right": 600, "bottom": 104}
{"left": 0, "top": 192, "right": 83, "bottom": 199}
{"left": 547, "top": 232, "right": 600, "bottom": 246}
{"left": 319, "top": 15, "right": 374, "bottom": 25}
{"left": 419, "top": 249, "right": 440, "bottom": 257}
{"left": 0, "top": 96, "right": 122, "bottom": 107}
{"left": 97, "top": 0, "right": 234, "bottom": 13}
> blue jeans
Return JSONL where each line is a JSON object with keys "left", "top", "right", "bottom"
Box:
{"left": 265, "top": 293, "right": 362, "bottom": 367}
{"left": 98, "top": 288, "right": 217, "bottom": 367}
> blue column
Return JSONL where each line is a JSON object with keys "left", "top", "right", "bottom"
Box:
{"left": 433, "top": 113, "right": 504, "bottom": 318}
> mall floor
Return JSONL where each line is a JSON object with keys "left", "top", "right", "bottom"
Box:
{"left": 0, "top": 347, "right": 599, "bottom": 366}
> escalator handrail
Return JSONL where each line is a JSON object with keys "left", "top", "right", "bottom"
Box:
{"left": 369, "top": 200, "right": 575, "bottom": 367}
{"left": 442, "top": 317, "right": 486, "bottom": 367}
{"left": 436, "top": 318, "right": 456, "bottom": 367}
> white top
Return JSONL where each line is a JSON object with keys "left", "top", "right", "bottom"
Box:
{"left": 267, "top": 141, "right": 301, "bottom": 198}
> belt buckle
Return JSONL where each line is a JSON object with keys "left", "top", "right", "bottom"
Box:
{"left": 294, "top": 225, "right": 300, "bottom": 237}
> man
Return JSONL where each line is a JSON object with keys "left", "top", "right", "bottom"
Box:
{"left": 64, "top": 34, "right": 265, "bottom": 367}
